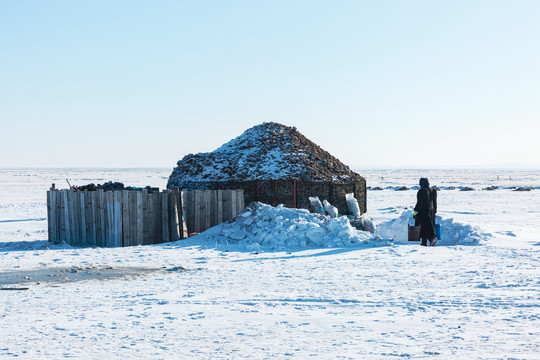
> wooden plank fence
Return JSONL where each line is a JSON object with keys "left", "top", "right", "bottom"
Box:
{"left": 47, "top": 187, "right": 244, "bottom": 247}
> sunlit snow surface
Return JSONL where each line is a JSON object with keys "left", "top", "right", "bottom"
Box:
{"left": 1, "top": 168, "right": 539, "bottom": 359}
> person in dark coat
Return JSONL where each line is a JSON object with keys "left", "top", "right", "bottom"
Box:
{"left": 414, "top": 177, "right": 437, "bottom": 246}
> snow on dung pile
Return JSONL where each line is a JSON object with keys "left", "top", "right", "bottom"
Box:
{"left": 168, "top": 122, "right": 363, "bottom": 188}
{"left": 376, "top": 210, "right": 491, "bottom": 245}
{"left": 196, "top": 202, "right": 381, "bottom": 250}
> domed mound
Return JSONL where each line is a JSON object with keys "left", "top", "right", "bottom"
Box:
{"left": 167, "top": 122, "right": 362, "bottom": 188}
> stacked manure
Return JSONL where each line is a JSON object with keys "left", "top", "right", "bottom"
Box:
{"left": 167, "top": 122, "right": 366, "bottom": 216}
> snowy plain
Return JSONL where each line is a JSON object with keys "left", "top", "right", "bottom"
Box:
{"left": 1, "top": 168, "right": 539, "bottom": 359}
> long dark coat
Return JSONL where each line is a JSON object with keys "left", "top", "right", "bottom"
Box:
{"left": 414, "top": 186, "right": 437, "bottom": 240}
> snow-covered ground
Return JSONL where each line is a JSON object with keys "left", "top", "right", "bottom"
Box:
{"left": 1, "top": 168, "right": 539, "bottom": 359}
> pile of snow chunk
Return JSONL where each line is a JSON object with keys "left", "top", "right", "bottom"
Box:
{"left": 376, "top": 210, "right": 490, "bottom": 246}
{"left": 197, "top": 202, "right": 384, "bottom": 250}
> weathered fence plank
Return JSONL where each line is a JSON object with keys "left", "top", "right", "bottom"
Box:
{"left": 222, "top": 190, "right": 231, "bottom": 222}
{"left": 217, "top": 190, "right": 223, "bottom": 225}
{"left": 196, "top": 190, "right": 203, "bottom": 232}
{"left": 180, "top": 190, "right": 188, "bottom": 239}
{"left": 148, "top": 192, "right": 155, "bottom": 244}
{"left": 128, "top": 191, "right": 137, "bottom": 246}
{"left": 68, "top": 191, "right": 74, "bottom": 245}
{"left": 98, "top": 189, "right": 105, "bottom": 247}
{"left": 77, "top": 191, "right": 84, "bottom": 246}
{"left": 48, "top": 190, "right": 57, "bottom": 243}
{"left": 161, "top": 190, "right": 169, "bottom": 243}
{"left": 102, "top": 192, "right": 108, "bottom": 247}
{"left": 142, "top": 189, "right": 149, "bottom": 244}
{"left": 105, "top": 191, "right": 113, "bottom": 247}
{"left": 204, "top": 190, "right": 211, "bottom": 230}
{"left": 104, "top": 192, "right": 110, "bottom": 247}
{"left": 187, "top": 190, "right": 195, "bottom": 234}
{"left": 79, "top": 191, "right": 87, "bottom": 246}
{"left": 94, "top": 190, "right": 100, "bottom": 247}
{"left": 236, "top": 189, "right": 245, "bottom": 216}
{"left": 49, "top": 190, "right": 55, "bottom": 243}
{"left": 113, "top": 191, "right": 122, "bottom": 247}
{"left": 151, "top": 193, "right": 159, "bottom": 243}
{"left": 209, "top": 190, "right": 217, "bottom": 228}
{"left": 121, "top": 190, "right": 129, "bottom": 247}
{"left": 68, "top": 190, "right": 76, "bottom": 246}
{"left": 67, "top": 190, "right": 74, "bottom": 245}
{"left": 156, "top": 192, "right": 163, "bottom": 243}
{"left": 191, "top": 190, "right": 196, "bottom": 234}
{"left": 173, "top": 189, "right": 182, "bottom": 241}
{"left": 54, "top": 190, "right": 60, "bottom": 243}
{"left": 76, "top": 190, "right": 83, "bottom": 246}
{"left": 88, "top": 191, "right": 96, "bottom": 247}
{"left": 109, "top": 191, "right": 116, "bottom": 247}
{"left": 47, "top": 190, "right": 53, "bottom": 243}
{"left": 230, "top": 190, "right": 237, "bottom": 220}
{"left": 136, "top": 191, "right": 143, "bottom": 246}
{"left": 47, "top": 190, "right": 52, "bottom": 242}
{"left": 57, "top": 191, "right": 63, "bottom": 243}
{"left": 60, "top": 190, "right": 67, "bottom": 244}
{"left": 55, "top": 190, "right": 61, "bottom": 243}
{"left": 168, "top": 189, "right": 175, "bottom": 241}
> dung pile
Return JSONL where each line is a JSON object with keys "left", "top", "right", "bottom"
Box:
{"left": 168, "top": 122, "right": 363, "bottom": 189}
{"left": 72, "top": 182, "right": 159, "bottom": 193}
{"left": 73, "top": 181, "right": 125, "bottom": 192}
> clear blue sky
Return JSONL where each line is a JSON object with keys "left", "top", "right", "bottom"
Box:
{"left": 1, "top": 0, "right": 539, "bottom": 169}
